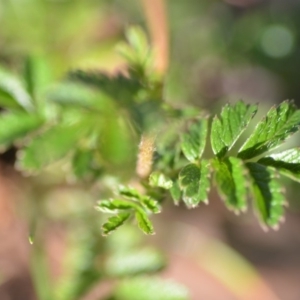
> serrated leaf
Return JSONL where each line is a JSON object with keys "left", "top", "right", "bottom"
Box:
{"left": 119, "top": 186, "right": 141, "bottom": 200}
{"left": 0, "top": 67, "right": 34, "bottom": 111}
{"left": 247, "top": 162, "right": 285, "bottom": 228}
{"left": 198, "top": 160, "right": 211, "bottom": 204}
{"left": 211, "top": 101, "right": 257, "bottom": 157}
{"left": 135, "top": 209, "right": 155, "bottom": 235}
{"left": 105, "top": 248, "right": 165, "bottom": 276}
{"left": 114, "top": 277, "right": 190, "bottom": 300}
{"left": 97, "top": 199, "right": 135, "bottom": 213}
{"left": 102, "top": 213, "right": 131, "bottom": 236}
{"left": 19, "top": 122, "right": 87, "bottom": 171}
{"left": 149, "top": 172, "right": 173, "bottom": 189}
{"left": 181, "top": 118, "right": 208, "bottom": 162}
{"left": 170, "top": 180, "right": 182, "bottom": 205}
{"left": 258, "top": 148, "right": 300, "bottom": 182}
{"left": 140, "top": 196, "right": 161, "bottom": 214}
{"left": 0, "top": 112, "right": 43, "bottom": 148}
{"left": 178, "top": 162, "right": 210, "bottom": 207}
{"left": 213, "top": 157, "right": 248, "bottom": 212}
{"left": 239, "top": 101, "right": 300, "bottom": 159}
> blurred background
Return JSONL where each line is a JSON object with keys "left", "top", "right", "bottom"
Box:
{"left": 0, "top": 0, "right": 300, "bottom": 299}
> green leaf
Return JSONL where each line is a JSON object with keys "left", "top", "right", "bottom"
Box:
{"left": 211, "top": 101, "right": 257, "bottom": 158}
{"left": 68, "top": 71, "right": 141, "bottom": 105}
{"left": 47, "top": 82, "right": 113, "bottom": 111}
{"left": 119, "top": 186, "right": 141, "bottom": 200}
{"left": 149, "top": 172, "right": 173, "bottom": 189}
{"left": 0, "top": 112, "right": 43, "bottom": 148}
{"left": 213, "top": 157, "right": 248, "bottom": 213}
{"left": 135, "top": 209, "right": 155, "bottom": 235}
{"left": 140, "top": 196, "right": 161, "bottom": 214}
{"left": 96, "top": 199, "right": 135, "bottom": 213}
{"left": 102, "top": 213, "right": 131, "bottom": 236}
{"left": 239, "top": 101, "right": 300, "bottom": 159}
{"left": 170, "top": 180, "right": 182, "bottom": 205}
{"left": 178, "top": 162, "right": 210, "bottom": 207}
{"left": 0, "top": 67, "right": 34, "bottom": 111}
{"left": 72, "top": 149, "right": 93, "bottom": 179}
{"left": 114, "top": 277, "right": 190, "bottom": 300}
{"left": 181, "top": 118, "right": 208, "bottom": 162}
{"left": 258, "top": 148, "right": 300, "bottom": 182}
{"left": 247, "top": 162, "right": 286, "bottom": 228}
{"left": 105, "top": 248, "right": 165, "bottom": 276}
{"left": 19, "top": 122, "right": 87, "bottom": 171}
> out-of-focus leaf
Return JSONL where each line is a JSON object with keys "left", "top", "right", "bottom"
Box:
{"left": 179, "top": 162, "right": 209, "bottom": 207}
{"left": 68, "top": 71, "right": 141, "bottom": 104}
{"left": 102, "top": 213, "right": 131, "bottom": 236}
{"left": 170, "top": 180, "right": 182, "bottom": 205}
{"left": 114, "top": 277, "right": 190, "bottom": 300}
{"left": 181, "top": 118, "right": 208, "bottom": 162}
{"left": 96, "top": 199, "right": 135, "bottom": 213}
{"left": 19, "top": 122, "right": 87, "bottom": 171}
{"left": 0, "top": 112, "right": 43, "bottom": 148}
{"left": 0, "top": 67, "right": 34, "bottom": 111}
{"left": 239, "top": 101, "right": 300, "bottom": 159}
{"left": 135, "top": 209, "right": 155, "bottom": 235}
{"left": 47, "top": 82, "right": 113, "bottom": 111}
{"left": 213, "top": 157, "right": 248, "bottom": 213}
{"left": 247, "top": 162, "right": 285, "bottom": 228}
{"left": 105, "top": 248, "right": 165, "bottom": 276}
{"left": 149, "top": 172, "right": 173, "bottom": 189}
{"left": 72, "top": 149, "right": 93, "bottom": 179}
{"left": 258, "top": 148, "right": 300, "bottom": 182}
{"left": 211, "top": 101, "right": 257, "bottom": 158}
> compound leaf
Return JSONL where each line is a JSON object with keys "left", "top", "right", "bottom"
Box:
{"left": 258, "top": 148, "right": 300, "bottom": 182}
{"left": 170, "top": 180, "right": 182, "bottom": 205}
{"left": 211, "top": 101, "right": 257, "bottom": 158}
{"left": 213, "top": 157, "right": 248, "bottom": 213}
{"left": 135, "top": 209, "right": 155, "bottom": 235}
{"left": 239, "top": 101, "right": 300, "bottom": 159}
{"left": 102, "top": 213, "right": 131, "bottom": 236}
{"left": 247, "top": 162, "right": 285, "bottom": 228}
{"left": 181, "top": 118, "right": 208, "bottom": 162}
{"left": 140, "top": 196, "right": 161, "bottom": 214}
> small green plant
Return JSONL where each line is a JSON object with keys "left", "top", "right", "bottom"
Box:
{"left": 1, "top": 27, "right": 300, "bottom": 238}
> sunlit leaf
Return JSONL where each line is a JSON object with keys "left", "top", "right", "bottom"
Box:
{"left": 247, "top": 162, "right": 286, "bottom": 228}
{"left": 96, "top": 199, "right": 135, "bottom": 213}
{"left": 239, "top": 101, "right": 300, "bottom": 159}
{"left": 135, "top": 209, "right": 155, "bottom": 235}
{"left": 119, "top": 186, "right": 141, "bottom": 200}
{"left": 0, "top": 67, "right": 34, "bottom": 111}
{"left": 114, "top": 277, "right": 190, "bottom": 300}
{"left": 181, "top": 118, "right": 208, "bottom": 162}
{"left": 102, "top": 213, "right": 131, "bottom": 236}
{"left": 211, "top": 101, "right": 257, "bottom": 157}
{"left": 213, "top": 157, "right": 248, "bottom": 213}
{"left": 140, "top": 196, "right": 161, "bottom": 214}
{"left": 149, "top": 172, "right": 173, "bottom": 189}
{"left": 258, "top": 148, "right": 300, "bottom": 182}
